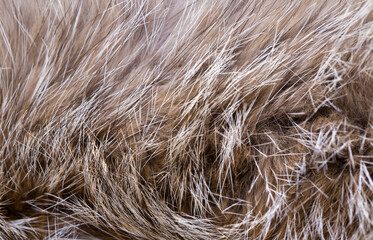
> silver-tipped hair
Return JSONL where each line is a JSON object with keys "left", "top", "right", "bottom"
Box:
{"left": 0, "top": 0, "right": 372, "bottom": 239}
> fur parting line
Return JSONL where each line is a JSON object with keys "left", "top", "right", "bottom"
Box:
{"left": 0, "top": 0, "right": 373, "bottom": 239}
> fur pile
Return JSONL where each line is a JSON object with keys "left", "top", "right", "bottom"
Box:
{"left": 0, "top": 0, "right": 373, "bottom": 239}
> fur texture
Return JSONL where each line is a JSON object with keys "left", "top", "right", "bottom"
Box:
{"left": 0, "top": 0, "right": 373, "bottom": 239}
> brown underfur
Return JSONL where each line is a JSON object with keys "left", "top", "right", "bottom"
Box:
{"left": 0, "top": 0, "right": 373, "bottom": 239}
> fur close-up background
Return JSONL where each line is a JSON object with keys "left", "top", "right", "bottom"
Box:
{"left": 0, "top": 0, "right": 373, "bottom": 239}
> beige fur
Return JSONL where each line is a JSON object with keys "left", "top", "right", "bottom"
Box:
{"left": 0, "top": 0, "right": 372, "bottom": 239}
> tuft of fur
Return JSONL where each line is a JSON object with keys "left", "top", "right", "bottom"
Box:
{"left": 0, "top": 0, "right": 373, "bottom": 239}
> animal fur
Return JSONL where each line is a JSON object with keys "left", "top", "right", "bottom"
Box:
{"left": 0, "top": 0, "right": 372, "bottom": 239}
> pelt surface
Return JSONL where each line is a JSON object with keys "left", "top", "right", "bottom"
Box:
{"left": 0, "top": 0, "right": 373, "bottom": 239}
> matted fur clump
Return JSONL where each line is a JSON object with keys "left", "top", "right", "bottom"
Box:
{"left": 0, "top": 0, "right": 372, "bottom": 239}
